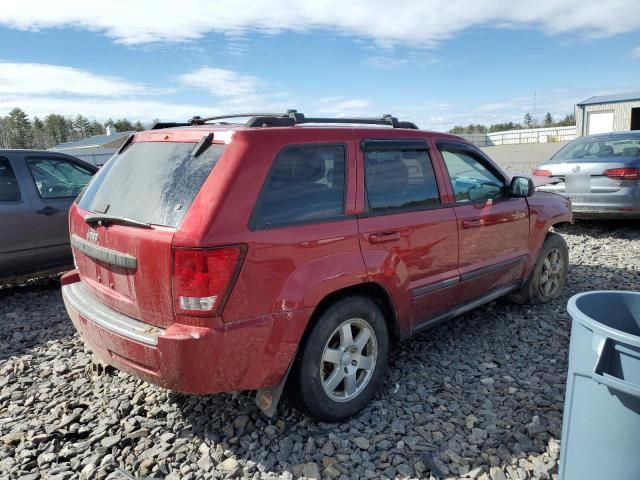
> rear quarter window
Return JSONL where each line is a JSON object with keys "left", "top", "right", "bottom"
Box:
{"left": 251, "top": 144, "right": 346, "bottom": 229}
{"left": 0, "top": 157, "right": 21, "bottom": 202}
{"left": 78, "top": 141, "right": 225, "bottom": 227}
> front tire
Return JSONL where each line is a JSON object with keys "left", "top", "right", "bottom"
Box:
{"left": 286, "top": 296, "right": 389, "bottom": 421}
{"left": 510, "top": 232, "right": 569, "bottom": 304}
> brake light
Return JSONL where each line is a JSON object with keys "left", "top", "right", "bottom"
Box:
{"left": 603, "top": 167, "right": 640, "bottom": 180}
{"left": 533, "top": 169, "right": 552, "bottom": 177}
{"left": 172, "top": 246, "right": 245, "bottom": 316}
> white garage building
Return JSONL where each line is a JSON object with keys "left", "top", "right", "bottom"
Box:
{"left": 576, "top": 92, "right": 640, "bottom": 137}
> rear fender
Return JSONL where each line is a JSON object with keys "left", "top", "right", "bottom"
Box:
{"left": 275, "top": 251, "right": 369, "bottom": 312}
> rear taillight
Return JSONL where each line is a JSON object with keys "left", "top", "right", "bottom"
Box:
{"left": 603, "top": 167, "right": 640, "bottom": 180}
{"left": 533, "top": 169, "right": 552, "bottom": 177}
{"left": 172, "top": 246, "right": 245, "bottom": 316}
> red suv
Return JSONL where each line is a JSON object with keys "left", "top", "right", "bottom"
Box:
{"left": 62, "top": 111, "right": 572, "bottom": 421}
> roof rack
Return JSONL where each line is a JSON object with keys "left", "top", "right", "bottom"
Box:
{"left": 184, "top": 110, "right": 418, "bottom": 129}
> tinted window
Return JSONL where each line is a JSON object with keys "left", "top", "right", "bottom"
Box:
{"left": 440, "top": 149, "right": 504, "bottom": 203}
{"left": 365, "top": 149, "right": 439, "bottom": 213}
{"left": 554, "top": 136, "right": 640, "bottom": 160}
{"left": 78, "top": 142, "right": 224, "bottom": 227}
{"left": 27, "top": 157, "right": 93, "bottom": 199}
{"left": 0, "top": 157, "right": 20, "bottom": 202}
{"left": 252, "top": 144, "right": 345, "bottom": 228}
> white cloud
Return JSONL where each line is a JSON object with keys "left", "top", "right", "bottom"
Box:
{"left": 178, "top": 67, "right": 259, "bottom": 97}
{"left": 1, "top": 1, "right": 639, "bottom": 47}
{"left": 631, "top": 46, "right": 640, "bottom": 58}
{"left": 0, "top": 62, "right": 145, "bottom": 96}
{"left": 363, "top": 56, "right": 409, "bottom": 69}
{"left": 0, "top": 95, "right": 214, "bottom": 122}
{"left": 317, "top": 98, "right": 371, "bottom": 117}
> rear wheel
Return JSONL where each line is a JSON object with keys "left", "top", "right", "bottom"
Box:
{"left": 286, "top": 296, "right": 389, "bottom": 421}
{"left": 510, "top": 232, "right": 569, "bottom": 304}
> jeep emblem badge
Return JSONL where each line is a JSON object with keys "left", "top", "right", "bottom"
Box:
{"left": 87, "top": 228, "right": 99, "bottom": 243}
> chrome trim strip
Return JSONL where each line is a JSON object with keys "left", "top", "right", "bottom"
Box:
{"left": 71, "top": 234, "right": 137, "bottom": 270}
{"left": 62, "top": 281, "right": 162, "bottom": 346}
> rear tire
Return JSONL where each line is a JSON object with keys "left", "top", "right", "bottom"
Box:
{"left": 286, "top": 296, "right": 389, "bottom": 421}
{"left": 510, "top": 232, "right": 569, "bottom": 304}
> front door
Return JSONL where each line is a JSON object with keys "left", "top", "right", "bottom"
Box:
{"left": 24, "top": 154, "right": 95, "bottom": 269}
{"left": 356, "top": 139, "right": 459, "bottom": 333}
{"left": 435, "top": 142, "right": 530, "bottom": 303}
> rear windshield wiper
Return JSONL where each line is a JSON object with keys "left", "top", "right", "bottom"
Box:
{"left": 85, "top": 214, "right": 152, "bottom": 228}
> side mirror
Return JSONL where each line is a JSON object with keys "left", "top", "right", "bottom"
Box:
{"left": 509, "top": 176, "right": 535, "bottom": 197}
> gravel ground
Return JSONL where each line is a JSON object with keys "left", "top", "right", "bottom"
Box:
{"left": 1, "top": 221, "right": 639, "bottom": 480}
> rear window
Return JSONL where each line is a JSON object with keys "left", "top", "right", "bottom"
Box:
{"left": 554, "top": 136, "right": 640, "bottom": 160}
{"left": 78, "top": 141, "right": 225, "bottom": 227}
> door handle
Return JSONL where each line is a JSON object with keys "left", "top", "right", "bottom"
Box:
{"left": 462, "top": 217, "right": 484, "bottom": 228}
{"left": 36, "top": 206, "right": 60, "bottom": 216}
{"left": 369, "top": 231, "right": 400, "bottom": 244}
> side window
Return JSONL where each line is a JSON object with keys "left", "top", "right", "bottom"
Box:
{"left": 0, "top": 157, "right": 21, "bottom": 202}
{"left": 365, "top": 149, "right": 440, "bottom": 213}
{"left": 252, "top": 144, "right": 346, "bottom": 228}
{"left": 26, "top": 157, "right": 94, "bottom": 199}
{"left": 440, "top": 148, "right": 504, "bottom": 203}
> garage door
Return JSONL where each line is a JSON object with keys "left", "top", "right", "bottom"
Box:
{"left": 587, "top": 111, "right": 614, "bottom": 135}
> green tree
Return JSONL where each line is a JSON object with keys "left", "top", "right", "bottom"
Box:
{"left": 32, "top": 116, "right": 47, "bottom": 149}
{"left": 132, "top": 120, "right": 145, "bottom": 131}
{"left": 88, "top": 120, "right": 106, "bottom": 136}
{"left": 44, "top": 114, "right": 72, "bottom": 145}
{"left": 544, "top": 112, "right": 553, "bottom": 127}
{"left": 523, "top": 112, "right": 534, "bottom": 128}
{"left": 73, "top": 114, "right": 91, "bottom": 138}
{"left": 5, "top": 108, "right": 33, "bottom": 148}
{"left": 112, "top": 118, "right": 134, "bottom": 132}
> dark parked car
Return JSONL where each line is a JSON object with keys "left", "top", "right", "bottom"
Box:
{"left": 61, "top": 112, "right": 572, "bottom": 420}
{"left": 0, "top": 150, "right": 97, "bottom": 285}
{"left": 535, "top": 131, "right": 640, "bottom": 218}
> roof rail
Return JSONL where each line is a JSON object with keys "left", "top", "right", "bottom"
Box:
{"left": 151, "top": 122, "right": 191, "bottom": 130}
{"left": 185, "top": 110, "right": 419, "bottom": 129}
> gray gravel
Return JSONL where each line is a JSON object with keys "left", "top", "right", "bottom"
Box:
{"left": 1, "top": 221, "right": 639, "bottom": 479}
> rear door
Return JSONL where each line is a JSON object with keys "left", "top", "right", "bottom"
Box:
{"left": 71, "top": 138, "right": 226, "bottom": 328}
{"left": 356, "top": 139, "right": 459, "bottom": 331}
{"left": 24, "top": 154, "right": 96, "bottom": 269}
{"left": 0, "top": 154, "right": 39, "bottom": 278}
{"left": 435, "top": 141, "right": 530, "bottom": 302}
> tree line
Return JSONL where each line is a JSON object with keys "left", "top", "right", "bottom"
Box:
{"left": 0, "top": 107, "right": 151, "bottom": 149}
{"left": 449, "top": 112, "right": 576, "bottom": 135}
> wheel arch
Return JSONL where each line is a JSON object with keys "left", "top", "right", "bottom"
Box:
{"left": 303, "top": 282, "right": 401, "bottom": 345}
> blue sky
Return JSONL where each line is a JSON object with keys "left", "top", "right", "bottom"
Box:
{"left": 0, "top": 0, "right": 639, "bottom": 130}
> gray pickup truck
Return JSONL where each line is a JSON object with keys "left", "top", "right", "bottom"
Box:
{"left": 0, "top": 150, "right": 97, "bottom": 285}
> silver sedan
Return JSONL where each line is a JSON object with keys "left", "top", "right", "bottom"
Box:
{"left": 535, "top": 131, "right": 640, "bottom": 218}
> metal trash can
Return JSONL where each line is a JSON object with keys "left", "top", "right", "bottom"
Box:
{"left": 560, "top": 291, "right": 640, "bottom": 480}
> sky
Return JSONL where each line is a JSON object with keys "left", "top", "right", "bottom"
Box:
{"left": 0, "top": 0, "right": 639, "bottom": 131}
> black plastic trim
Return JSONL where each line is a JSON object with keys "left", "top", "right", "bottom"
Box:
{"left": 410, "top": 281, "right": 521, "bottom": 337}
{"left": 411, "top": 276, "right": 460, "bottom": 297}
{"left": 459, "top": 255, "right": 527, "bottom": 283}
{"left": 362, "top": 139, "right": 430, "bottom": 152}
{"left": 71, "top": 234, "right": 137, "bottom": 270}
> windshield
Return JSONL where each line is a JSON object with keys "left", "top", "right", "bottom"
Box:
{"left": 77, "top": 141, "right": 225, "bottom": 227}
{"left": 553, "top": 136, "right": 640, "bottom": 161}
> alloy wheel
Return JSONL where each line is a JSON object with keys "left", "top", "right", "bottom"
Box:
{"left": 320, "top": 318, "right": 377, "bottom": 402}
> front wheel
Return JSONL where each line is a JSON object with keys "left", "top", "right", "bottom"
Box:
{"left": 510, "top": 232, "right": 569, "bottom": 304}
{"left": 286, "top": 296, "right": 389, "bottom": 421}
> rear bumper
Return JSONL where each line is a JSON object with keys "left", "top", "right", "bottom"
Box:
{"left": 61, "top": 270, "right": 309, "bottom": 394}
